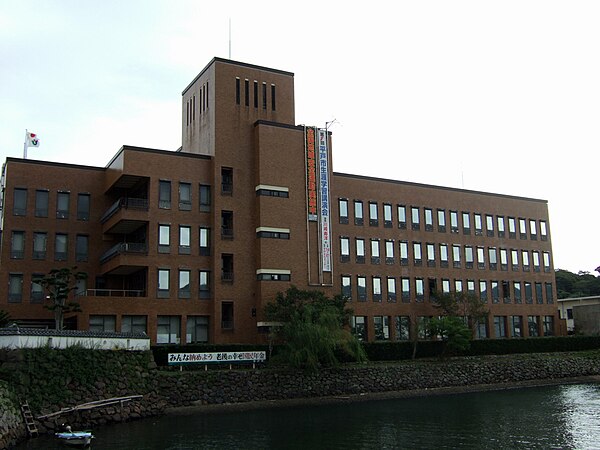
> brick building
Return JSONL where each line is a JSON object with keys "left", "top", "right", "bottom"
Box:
{"left": 0, "top": 57, "right": 561, "bottom": 344}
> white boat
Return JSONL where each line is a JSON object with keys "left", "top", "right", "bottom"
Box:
{"left": 55, "top": 431, "right": 94, "bottom": 447}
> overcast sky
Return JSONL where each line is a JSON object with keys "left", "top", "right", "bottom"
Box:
{"left": 1, "top": 1, "right": 599, "bottom": 275}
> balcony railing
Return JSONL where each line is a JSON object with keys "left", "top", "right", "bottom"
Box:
{"left": 79, "top": 289, "right": 146, "bottom": 298}
{"left": 100, "top": 242, "right": 148, "bottom": 263}
{"left": 101, "top": 197, "right": 149, "bottom": 223}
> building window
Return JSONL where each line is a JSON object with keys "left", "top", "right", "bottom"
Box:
{"left": 30, "top": 275, "right": 44, "bottom": 303}
{"left": 179, "top": 226, "right": 191, "bottom": 254}
{"left": 199, "top": 227, "right": 210, "bottom": 256}
{"left": 157, "top": 269, "right": 170, "bottom": 298}
{"left": 221, "top": 210, "right": 234, "bottom": 239}
{"left": 33, "top": 232, "right": 47, "bottom": 259}
{"left": 383, "top": 203, "right": 392, "bottom": 228}
{"left": 369, "top": 202, "right": 378, "bottom": 226}
{"left": 501, "top": 280, "right": 510, "bottom": 303}
{"left": 543, "top": 316, "right": 554, "bottom": 336}
{"left": 89, "top": 315, "right": 116, "bottom": 332}
{"left": 442, "top": 279, "right": 451, "bottom": 294}
{"left": 374, "top": 316, "right": 390, "bottom": 340}
{"left": 543, "top": 252, "right": 551, "bottom": 272}
{"left": 413, "top": 242, "right": 422, "bottom": 266}
{"left": 428, "top": 278, "right": 438, "bottom": 301}
{"left": 75, "top": 235, "right": 88, "bottom": 262}
{"left": 355, "top": 238, "right": 365, "bottom": 264}
{"left": 370, "top": 239, "right": 380, "bottom": 264}
{"left": 525, "top": 282, "right": 533, "bottom": 304}
{"left": 415, "top": 278, "right": 424, "bottom": 302}
{"left": 508, "top": 217, "right": 517, "bottom": 239}
{"left": 262, "top": 82, "right": 267, "bottom": 109}
{"left": 545, "top": 282, "right": 554, "bottom": 304}
{"left": 351, "top": 316, "right": 367, "bottom": 341}
{"left": 397, "top": 205, "right": 407, "bottom": 229}
{"left": 452, "top": 245, "right": 461, "bottom": 268}
{"left": 221, "top": 302, "right": 234, "bottom": 330}
{"left": 479, "top": 280, "right": 487, "bottom": 303}
{"left": 532, "top": 251, "right": 541, "bottom": 272}
{"left": 450, "top": 210, "right": 459, "bottom": 233}
{"left": 494, "top": 316, "right": 507, "bottom": 338}
{"left": 462, "top": 212, "right": 471, "bottom": 235}
{"left": 199, "top": 184, "right": 211, "bottom": 212}
{"left": 535, "top": 282, "right": 543, "bottom": 304}
{"left": 256, "top": 228, "right": 290, "bottom": 239}
{"left": 522, "top": 250, "right": 530, "bottom": 272}
{"left": 387, "top": 277, "right": 397, "bottom": 302}
{"left": 401, "top": 278, "right": 410, "bottom": 303}
{"left": 474, "top": 213, "right": 483, "bottom": 236}
{"left": 221, "top": 254, "right": 234, "bottom": 282}
{"left": 439, "top": 244, "right": 449, "bottom": 268}
{"left": 437, "top": 209, "right": 446, "bottom": 232}
{"left": 511, "top": 316, "right": 523, "bottom": 338}
{"left": 13, "top": 188, "right": 27, "bottom": 216}
{"left": 500, "top": 248, "right": 508, "bottom": 271}
{"left": 199, "top": 270, "right": 211, "bottom": 299}
{"left": 159, "top": 180, "right": 171, "bottom": 209}
{"left": 514, "top": 281, "right": 522, "bottom": 304}
{"left": 424, "top": 208, "right": 433, "bottom": 232}
{"left": 179, "top": 270, "right": 191, "bottom": 299}
{"left": 56, "top": 191, "right": 70, "bottom": 219}
{"left": 395, "top": 316, "right": 410, "bottom": 341}
{"left": 511, "top": 249, "right": 519, "bottom": 271}
{"left": 187, "top": 316, "right": 209, "bottom": 343}
{"left": 485, "top": 214, "right": 494, "bottom": 237}
{"left": 476, "top": 320, "right": 488, "bottom": 339}
{"left": 354, "top": 200, "right": 364, "bottom": 226}
{"left": 122, "top": 315, "right": 147, "bottom": 334}
{"left": 157, "top": 315, "right": 181, "bottom": 344}
{"left": 340, "top": 237, "right": 350, "bottom": 262}
{"left": 10, "top": 231, "right": 24, "bottom": 259}
{"left": 8, "top": 273, "right": 23, "bottom": 303}
{"left": 372, "top": 276, "right": 382, "bottom": 302}
{"left": 519, "top": 218, "right": 527, "bottom": 240}
{"left": 339, "top": 199, "right": 349, "bottom": 224}
{"left": 385, "top": 240, "right": 395, "bottom": 264}
{"left": 179, "top": 182, "right": 192, "bottom": 211}
{"left": 235, "top": 77, "right": 240, "bottom": 104}
{"left": 465, "top": 246, "right": 474, "bottom": 269}
{"left": 77, "top": 193, "right": 90, "bottom": 220}
{"left": 411, "top": 206, "right": 420, "bottom": 230}
{"left": 357, "top": 276, "right": 367, "bottom": 301}
{"left": 491, "top": 280, "right": 499, "bottom": 303}
{"left": 221, "top": 167, "right": 233, "bottom": 195}
{"left": 455, "top": 279, "right": 463, "bottom": 293}
{"left": 158, "top": 225, "right": 170, "bottom": 253}
{"left": 253, "top": 81, "right": 258, "bottom": 108}
{"left": 256, "top": 271, "right": 291, "bottom": 281}
{"left": 540, "top": 220, "right": 548, "bottom": 241}
{"left": 271, "top": 84, "right": 276, "bottom": 111}
{"left": 489, "top": 247, "right": 497, "bottom": 270}
{"left": 341, "top": 275, "right": 352, "bottom": 300}
{"left": 54, "top": 233, "right": 68, "bottom": 261}
{"left": 35, "top": 189, "right": 49, "bottom": 217}
{"left": 426, "top": 243, "right": 435, "bottom": 267}
{"left": 528, "top": 315, "right": 539, "bottom": 337}
{"left": 477, "top": 247, "right": 485, "bottom": 270}
{"left": 497, "top": 216, "right": 505, "bottom": 238}
{"left": 244, "top": 79, "right": 249, "bottom": 106}
{"left": 399, "top": 241, "right": 409, "bottom": 266}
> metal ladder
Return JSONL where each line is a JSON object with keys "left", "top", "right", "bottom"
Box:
{"left": 20, "top": 401, "right": 38, "bottom": 437}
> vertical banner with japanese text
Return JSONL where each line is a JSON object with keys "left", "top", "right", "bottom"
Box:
{"left": 305, "top": 127, "right": 318, "bottom": 221}
{"left": 318, "top": 128, "right": 331, "bottom": 272}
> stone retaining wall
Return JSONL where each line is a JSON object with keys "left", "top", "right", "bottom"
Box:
{"left": 158, "top": 352, "right": 600, "bottom": 407}
{"left": 0, "top": 382, "right": 25, "bottom": 450}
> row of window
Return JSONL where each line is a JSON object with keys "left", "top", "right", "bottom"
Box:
{"left": 338, "top": 199, "right": 549, "bottom": 241}
{"left": 351, "top": 314, "right": 555, "bottom": 342}
{"left": 185, "top": 80, "right": 209, "bottom": 126}
{"left": 158, "top": 181, "right": 211, "bottom": 211}
{"left": 339, "top": 237, "right": 552, "bottom": 272}
{"left": 91, "top": 314, "right": 211, "bottom": 344}
{"left": 235, "top": 77, "right": 276, "bottom": 111}
{"left": 9, "top": 231, "right": 88, "bottom": 262}
{"left": 340, "top": 275, "right": 554, "bottom": 304}
{"left": 12, "top": 189, "right": 90, "bottom": 220}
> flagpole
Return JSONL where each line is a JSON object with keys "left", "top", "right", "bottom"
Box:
{"left": 24, "top": 129, "right": 27, "bottom": 159}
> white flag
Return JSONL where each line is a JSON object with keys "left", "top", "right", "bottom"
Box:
{"left": 26, "top": 131, "right": 40, "bottom": 148}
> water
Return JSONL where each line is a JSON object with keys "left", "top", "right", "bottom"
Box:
{"left": 16, "top": 383, "right": 600, "bottom": 449}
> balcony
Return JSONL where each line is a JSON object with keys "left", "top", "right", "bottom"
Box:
{"left": 100, "top": 242, "right": 148, "bottom": 275}
{"left": 101, "top": 197, "right": 149, "bottom": 235}
{"left": 79, "top": 289, "right": 146, "bottom": 298}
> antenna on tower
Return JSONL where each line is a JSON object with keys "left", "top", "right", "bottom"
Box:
{"left": 228, "top": 18, "right": 232, "bottom": 59}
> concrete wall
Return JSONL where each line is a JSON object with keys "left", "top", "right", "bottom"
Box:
{"left": 573, "top": 304, "right": 600, "bottom": 335}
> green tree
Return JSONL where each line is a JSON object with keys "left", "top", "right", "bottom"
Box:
{"left": 33, "top": 267, "right": 87, "bottom": 330}
{"left": 428, "top": 316, "right": 472, "bottom": 357}
{"left": 265, "top": 286, "right": 367, "bottom": 371}
{"left": 433, "top": 290, "right": 489, "bottom": 335}
{"left": 555, "top": 269, "right": 600, "bottom": 298}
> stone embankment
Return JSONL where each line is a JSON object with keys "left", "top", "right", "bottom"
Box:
{"left": 158, "top": 352, "right": 600, "bottom": 407}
